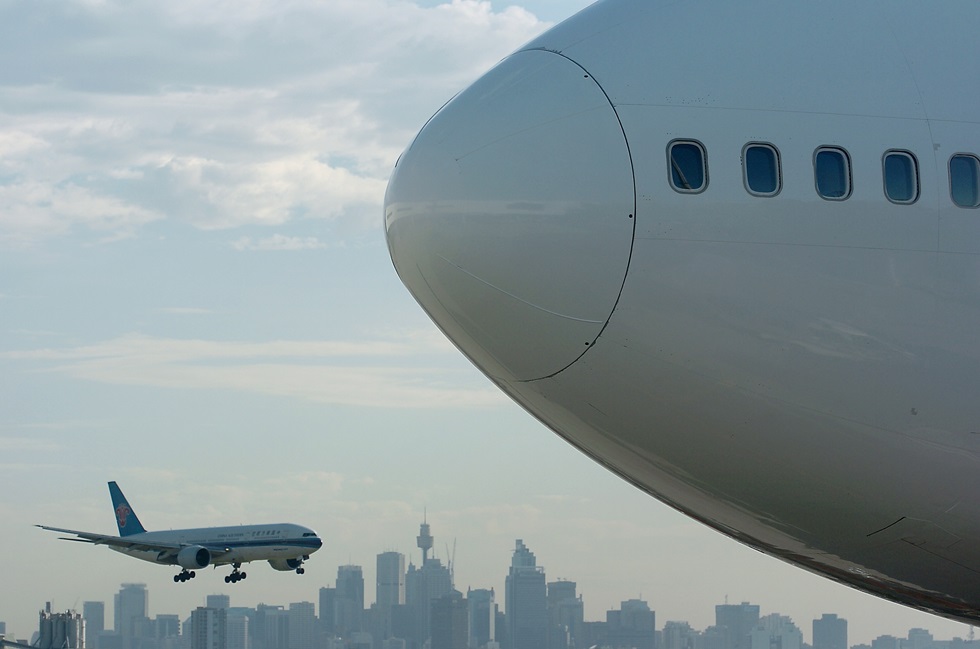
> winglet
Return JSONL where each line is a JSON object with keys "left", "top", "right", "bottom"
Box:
{"left": 108, "top": 481, "right": 146, "bottom": 536}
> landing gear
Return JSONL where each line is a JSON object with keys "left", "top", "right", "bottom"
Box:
{"left": 174, "top": 570, "right": 196, "bottom": 583}
{"left": 225, "top": 564, "right": 247, "bottom": 583}
{"left": 296, "top": 567, "right": 305, "bottom": 575}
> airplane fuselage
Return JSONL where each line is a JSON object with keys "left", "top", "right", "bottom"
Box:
{"left": 113, "top": 523, "right": 321, "bottom": 567}
{"left": 384, "top": 0, "right": 980, "bottom": 623}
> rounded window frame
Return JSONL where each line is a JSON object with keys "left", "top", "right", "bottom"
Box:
{"left": 948, "top": 153, "right": 980, "bottom": 209}
{"left": 813, "top": 146, "right": 852, "bottom": 201}
{"left": 881, "top": 149, "right": 920, "bottom": 205}
{"left": 667, "top": 139, "right": 709, "bottom": 194}
{"left": 742, "top": 142, "right": 782, "bottom": 197}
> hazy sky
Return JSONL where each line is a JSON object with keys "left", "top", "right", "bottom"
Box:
{"left": 0, "top": 0, "right": 974, "bottom": 644}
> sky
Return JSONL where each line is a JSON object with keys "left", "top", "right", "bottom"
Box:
{"left": 0, "top": 0, "right": 975, "bottom": 644}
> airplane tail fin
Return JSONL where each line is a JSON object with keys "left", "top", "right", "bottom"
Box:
{"left": 108, "top": 481, "right": 146, "bottom": 536}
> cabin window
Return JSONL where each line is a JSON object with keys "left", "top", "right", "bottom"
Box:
{"left": 949, "top": 154, "right": 980, "bottom": 208}
{"left": 668, "top": 140, "right": 707, "bottom": 193}
{"left": 883, "top": 150, "right": 919, "bottom": 204}
{"left": 743, "top": 143, "right": 781, "bottom": 196}
{"left": 814, "top": 147, "right": 851, "bottom": 200}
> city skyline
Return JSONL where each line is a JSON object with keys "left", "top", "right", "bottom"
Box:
{"left": 0, "top": 0, "right": 975, "bottom": 647}
{"left": 4, "top": 573, "right": 978, "bottom": 649}
{"left": 2, "top": 521, "right": 975, "bottom": 645}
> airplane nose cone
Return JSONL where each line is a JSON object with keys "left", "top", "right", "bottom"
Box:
{"left": 385, "top": 49, "right": 635, "bottom": 382}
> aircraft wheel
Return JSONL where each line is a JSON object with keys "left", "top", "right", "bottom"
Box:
{"left": 174, "top": 575, "right": 180, "bottom": 583}
{"left": 190, "top": 571, "right": 196, "bottom": 578}
{"left": 241, "top": 572, "right": 247, "bottom": 580}
{"left": 225, "top": 576, "right": 231, "bottom": 583}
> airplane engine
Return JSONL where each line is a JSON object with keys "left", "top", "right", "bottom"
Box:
{"left": 268, "top": 558, "right": 303, "bottom": 572}
{"left": 177, "top": 545, "right": 211, "bottom": 570}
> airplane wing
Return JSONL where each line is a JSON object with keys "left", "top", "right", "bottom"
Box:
{"left": 35, "top": 525, "right": 233, "bottom": 561}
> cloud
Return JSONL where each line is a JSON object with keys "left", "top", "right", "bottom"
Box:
{"left": 4, "top": 333, "right": 504, "bottom": 408}
{"left": 155, "top": 307, "right": 215, "bottom": 315}
{"left": 231, "top": 234, "right": 328, "bottom": 251}
{"left": 0, "top": 0, "right": 549, "bottom": 247}
{"left": 0, "top": 437, "right": 63, "bottom": 453}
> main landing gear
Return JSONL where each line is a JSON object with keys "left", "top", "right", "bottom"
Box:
{"left": 174, "top": 570, "right": 196, "bottom": 583}
{"left": 226, "top": 564, "right": 247, "bottom": 583}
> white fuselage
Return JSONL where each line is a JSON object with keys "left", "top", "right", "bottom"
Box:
{"left": 384, "top": 0, "right": 980, "bottom": 624}
{"left": 114, "top": 523, "right": 320, "bottom": 566}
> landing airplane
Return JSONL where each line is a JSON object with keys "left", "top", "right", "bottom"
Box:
{"left": 38, "top": 482, "right": 321, "bottom": 584}
{"left": 385, "top": 0, "right": 980, "bottom": 625}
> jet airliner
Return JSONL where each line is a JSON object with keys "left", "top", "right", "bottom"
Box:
{"left": 38, "top": 482, "right": 321, "bottom": 583}
{"left": 385, "top": 0, "right": 980, "bottom": 625}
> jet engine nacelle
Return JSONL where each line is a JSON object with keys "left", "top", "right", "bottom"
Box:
{"left": 268, "top": 558, "right": 303, "bottom": 572}
{"left": 177, "top": 545, "right": 211, "bottom": 570}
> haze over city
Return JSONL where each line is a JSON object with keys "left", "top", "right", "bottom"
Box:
{"left": 0, "top": 0, "right": 974, "bottom": 646}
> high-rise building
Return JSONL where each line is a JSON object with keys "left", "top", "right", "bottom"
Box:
{"left": 377, "top": 552, "right": 406, "bottom": 639}
{"left": 191, "top": 609, "right": 226, "bottom": 649}
{"left": 206, "top": 597, "right": 230, "bottom": 611}
{"left": 84, "top": 603, "right": 105, "bottom": 649}
{"left": 547, "top": 580, "right": 583, "bottom": 649}
{"left": 716, "top": 603, "right": 760, "bottom": 649}
{"left": 606, "top": 599, "right": 654, "bottom": 649}
{"left": 115, "top": 584, "right": 148, "bottom": 649}
{"left": 224, "top": 611, "right": 248, "bottom": 649}
{"left": 431, "top": 591, "right": 467, "bottom": 649}
{"left": 505, "top": 540, "right": 547, "bottom": 649}
{"left": 37, "top": 606, "right": 85, "bottom": 649}
{"left": 467, "top": 589, "right": 496, "bottom": 649}
{"left": 813, "top": 615, "right": 847, "bottom": 649}
{"left": 287, "top": 603, "right": 315, "bottom": 649}
{"left": 318, "top": 588, "right": 337, "bottom": 638}
{"left": 253, "top": 606, "right": 287, "bottom": 649}
{"left": 907, "top": 629, "right": 933, "bottom": 649}
{"left": 663, "top": 621, "right": 698, "bottom": 649}
{"left": 760, "top": 614, "right": 802, "bottom": 649}
{"left": 336, "top": 565, "right": 365, "bottom": 635}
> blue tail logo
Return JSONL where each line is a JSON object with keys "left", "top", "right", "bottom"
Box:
{"left": 108, "top": 481, "right": 146, "bottom": 536}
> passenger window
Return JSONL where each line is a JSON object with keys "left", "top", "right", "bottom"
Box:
{"left": 883, "top": 150, "right": 919, "bottom": 204}
{"left": 668, "top": 140, "right": 707, "bottom": 193}
{"left": 743, "top": 143, "right": 780, "bottom": 196}
{"left": 814, "top": 147, "right": 851, "bottom": 200}
{"left": 949, "top": 154, "right": 980, "bottom": 208}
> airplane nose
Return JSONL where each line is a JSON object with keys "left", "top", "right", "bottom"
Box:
{"left": 385, "top": 49, "right": 635, "bottom": 382}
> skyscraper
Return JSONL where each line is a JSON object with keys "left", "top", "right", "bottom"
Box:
{"left": 606, "top": 599, "right": 655, "bottom": 649}
{"left": 287, "top": 603, "right": 315, "bottom": 649}
{"left": 467, "top": 589, "right": 496, "bottom": 649}
{"left": 336, "top": 565, "right": 365, "bottom": 635}
{"left": 318, "top": 588, "right": 337, "bottom": 638}
{"left": 190, "top": 609, "right": 226, "bottom": 649}
{"left": 505, "top": 540, "right": 547, "bottom": 649}
{"left": 715, "top": 602, "right": 760, "bottom": 649}
{"left": 813, "top": 615, "right": 847, "bottom": 649}
{"left": 83, "top": 602, "right": 105, "bottom": 649}
{"left": 547, "top": 580, "right": 583, "bottom": 649}
{"left": 37, "top": 606, "right": 85, "bottom": 649}
{"left": 430, "top": 591, "right": 467, "bottom": 649}
{"left": 377, "top": 552, "right": 406, "bottom": 639}
{"left": 115, "top": 584, "right": 148, "bottom": 649}
{"left": 206, "top": 597, "right": 230, "bottom": 611}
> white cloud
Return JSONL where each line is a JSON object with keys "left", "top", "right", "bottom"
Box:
{"left": 0, "top": 0, "right": 549, "bottom": 247}
{"left": 231, "top": 234, "right": 327, "bottom": 251}
{"left": 4, "top": 333, "right": 503, "bottom": 408}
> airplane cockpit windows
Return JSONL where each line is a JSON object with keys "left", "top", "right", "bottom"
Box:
{"left": 883, "top": 150, "right": 919, "bottom": 204}
{"left": 743, "top": 143, "right": 781, "bottom": 196}
{"left": 668, "top": 140, "right": 708, "bottom": 193}
{"left": 814, "top": 147, "right": 852, "bottom": 200}
{"left": 949, "top": 154, "right": 980, "bottom": 208}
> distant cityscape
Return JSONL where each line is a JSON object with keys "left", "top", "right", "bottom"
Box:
{"left": 3, "top": 520, "right": 978, "bottom": 649}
